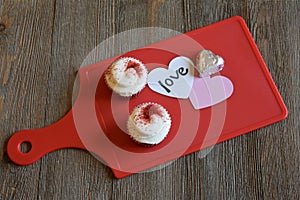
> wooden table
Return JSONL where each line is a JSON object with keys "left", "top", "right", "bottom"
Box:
{"left": 1, "top": 1, "right": 299, "bottom": 199}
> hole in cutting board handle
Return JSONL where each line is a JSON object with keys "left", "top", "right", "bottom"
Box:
{"left": 19, "top": 141, "right": 32, "bottom": 154}
{"left": 7, "top": 110, "right": 86, "bottom": 165}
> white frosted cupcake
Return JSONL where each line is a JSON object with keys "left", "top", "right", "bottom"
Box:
{"left": 127, "top": 102, "right": 171, "bottom": 145}
{"left": 105, "top": 57, "right": 148, "bottom": 97}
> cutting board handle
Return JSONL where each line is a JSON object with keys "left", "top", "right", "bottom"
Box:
{"left": 7, "top": 110, "right": 85, "bottom": 165}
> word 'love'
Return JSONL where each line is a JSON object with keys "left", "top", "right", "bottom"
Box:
{"left": 158, "top": 67, "right": 188, "bottom": 93}
{"left": 147, "top": 56, "right": 194, "bottom": 99}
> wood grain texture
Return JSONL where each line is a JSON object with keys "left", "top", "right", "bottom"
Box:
{"left": 0, "top": 0, "right": 299, "bottom": 199}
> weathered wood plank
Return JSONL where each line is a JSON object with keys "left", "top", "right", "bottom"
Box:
{"left": 0, "top": 1, "right": 56, "bottom": 199}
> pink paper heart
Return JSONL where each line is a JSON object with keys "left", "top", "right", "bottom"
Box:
{"left": 188, "top": 76, "right": 234, "bottom": 109}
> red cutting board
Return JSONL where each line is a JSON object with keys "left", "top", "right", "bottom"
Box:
{"left": 7, "top": 16, "right": 287, "bottom": 178}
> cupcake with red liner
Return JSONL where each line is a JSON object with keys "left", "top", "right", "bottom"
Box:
{"left": 127, "top": 102, "right": 171, "bottom": 145}
{"left": 105, "top": 57, "right": 148, "bottom": 97}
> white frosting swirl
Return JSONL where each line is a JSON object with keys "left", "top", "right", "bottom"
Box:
{"left": 127, "top": 102, "right": 171, "bottom": 145}
{"left": 105, "top": 57, "right": 148, "bottom": 97}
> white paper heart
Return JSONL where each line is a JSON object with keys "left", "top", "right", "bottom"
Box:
{"left": 147, "top": 56, "right": 194, "bottom": 99}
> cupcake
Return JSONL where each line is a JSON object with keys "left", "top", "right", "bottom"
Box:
{"left": 127, "top": 102, "right": 171, "bottom": 145}
{"left": 105, "top": 57, "right": 148, "bottom": 97}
